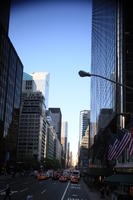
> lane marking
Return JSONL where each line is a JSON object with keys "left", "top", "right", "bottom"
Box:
{"left": 0, "top": 191, "right": 6, "bottom": 195}
{"left": 0, "top": 189, "right": 5, "bottom": 193}
{"left": 67, "top": 198, "right": 79, "bottom": 200}
{"left": 61, "top": 181, "right": 70, "bottom": 200}
{"left": 20, "top": 187, "right": 28, "bottom": 192}
{"left": 72, "top": 194, "right": 78, "bottom": 197}
{"left": 70, "top": 186, "right": 80, "bottom": 190}
{"left": 41, "top": 189, "right": 47, "bottom": 194}
{"left": 11, "top": 191, "right": 18, "bottom": 195}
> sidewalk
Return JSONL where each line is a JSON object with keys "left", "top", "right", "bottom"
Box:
{"left": 88, "top": 187, "right": 112, "bottom": 200}
{"left": 82, "top": 178, "right": 101, "bottom": 200}
{"left": 0, "top": 174, "right": 12, "bottom": 181}
{"left": 88, "top": 187, "right": 101, "bottom": 200}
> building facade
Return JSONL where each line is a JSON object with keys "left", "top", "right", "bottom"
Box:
{"left": 61, "top": 121, "right": 68, "bottom": 167}
{"left": 18, "top": 81, "right": 47, "bottom": 162}
{"left": 0, "top": 23, "right": 23, "bottom": 167}
{"left": 0, "top": 1, "right": 10, "bottom": 34}
{"left": 90, "top": 0, "right": 133, "bottom": 166}
{"left": 80, "top": 126, "right": 89, "bottom": 173}
{"left": 90, "top": 0, "right": 116, "bottom": 139}
{"left": 46, "top": 125, "right": 55, "bottom": 160}
{"left": 48, "top": 108, "right": 62, "bottom": 142}
{"left": 79, "top": 110, "right": 89, "bottom": 146}
{"left": 31, "top": 72, "right": 50, "bottom": 109}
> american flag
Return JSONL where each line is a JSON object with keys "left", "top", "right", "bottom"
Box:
{"left": 114, "top": 129, "right": 131, "bottom": 160}
{"left": 108, "top": 135, "right": 119, "bottom": 160}
{"left": 129, "top": 129, "right": 133, "bottom": 155}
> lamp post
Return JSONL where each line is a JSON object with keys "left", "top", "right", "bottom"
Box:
{"left": 78, "top": 70, "right": 133, "bottom": 134}
{"left": 78, "top": 70, "right": 133, "bottom": 91}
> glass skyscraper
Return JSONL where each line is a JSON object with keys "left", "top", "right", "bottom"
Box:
{"left": 90, "top": 0, "right": 133, "bottom": 141}
{"left": 0, "top": 24, "right": 23, "bottom": 167}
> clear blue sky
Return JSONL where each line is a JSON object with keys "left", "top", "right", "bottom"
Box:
{"left": 9, "top": 0, "right": 92, "bottom": 161}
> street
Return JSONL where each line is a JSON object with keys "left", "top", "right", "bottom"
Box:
{"left": 0, "top": 176, "right": 92, "bottom": 200}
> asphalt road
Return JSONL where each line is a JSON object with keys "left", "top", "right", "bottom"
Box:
{"left": 0, "top": 176, "right": 91, "bottom": 200}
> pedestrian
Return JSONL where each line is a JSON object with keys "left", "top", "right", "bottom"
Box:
{"left": 100, "top": 187, "right": 105, "bottom": 199}
{"left": 105, "top": 185, "right": 110, "bottom": 196}
{"left": 26, "top": 195, "right": 33, "bottom": 200}
{"left": 4, "top": 184, "right": 11, "bottom": 200}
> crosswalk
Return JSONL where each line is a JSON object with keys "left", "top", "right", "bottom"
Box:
{"left": 67, "top": 198, "right": 87, "bottom": 200}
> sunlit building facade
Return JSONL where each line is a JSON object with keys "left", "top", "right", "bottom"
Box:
{"left": 61, "top": 121, "right": 68, "bottom": 167}
{"left": 79, "top": 110, "right": 89, "bottom": 146}
{"left": 18, "top": 91, "right": 46, "bottom": 162}
{"left": 31, "top": 72, "right": 50, "bottom": 109}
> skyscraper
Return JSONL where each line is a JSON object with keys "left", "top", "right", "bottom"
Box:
{"left": 91, "top": 0, "right": 116, "bottom": 138}
{"left": 31, "top": 72, "right": 50, "bottom": 109}
{"left": 0, "top": 1, "right": 10, "bottom": 34}
{"left": 90, "top": 0, "right": 133, "bottom": 137}
{"left": 61, "top": 121, "right": 68, "bottom": 166}
{"left": 49, "top": 108, "right": 62, "bottom": 142}
{"left": 18, "top": 78, "right": 46, "bottom": 161}
{"left": 61, "top": 121, "right": 68, "bottom": 152}
{"left": 22, "top": 72, "right": 36, "bottom": 93}
{"left": 0, "top": 8, "right": 23, "bottom": 167}
{"left": 79, "top": 110, "right": 89, "bottom": 146}
{"left": 89, "top": 1, "right": 133, "bottom": 169}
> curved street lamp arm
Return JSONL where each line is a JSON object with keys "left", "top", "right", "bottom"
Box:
{"left": 90, "top": 73, "right": 133, "bottom": 91}
{"left": 78, "top": 70, "right": 133, "bottom": 91}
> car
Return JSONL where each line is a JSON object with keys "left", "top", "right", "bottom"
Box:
{"left": 37, "top": 173, "right": 47, "bottom": 181}
{"left": 70, "top": 176, "right": 79, "bottom": 184}
{"left": 59, "top": 175, "right": 67, "bottom": 182}
{"left": 52, "top": 171, "right": 59, "bottom": 180}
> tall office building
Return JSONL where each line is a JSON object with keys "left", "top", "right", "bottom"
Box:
{"left": 90, "top": 0, "right": 133, "bottom": 138}
{"left": 22, "top": 72, "right": 36, "bottom": 93}
{"left": 18, "top": 90, "right": 46, "bottom": 162}
{"left": 17, "top": 74, "right": 47, "bottom": 161}
{"left": 49, "top": 108, "right": 62, "bottom": 142}
{"left": 0, "top": 4, "right": 23, "bottom": 167}
{"left": 79, "top": 110, "right": 89, "bottom": 146}
{"left": 61, "top": 121, "right": 68, "bottom": 153}
{"left": 61, "top": 121, "right": 68, "bottom": 166}
{"left": 0, "top": 1, "right": 10, "bottom": 34}
{"left": 67, "top": 142, "right": 70, "bottom": 168}
{"left": 31, "top": 72, "right": 50, "bottom": 109}
{"left": 90, "top": 0, "right": 133, "bottom": 169}
{"left": 91, "top": 0, "right": 116, "bottom": 138}
{"left": 80, "top": 126, "right": 89, "bottom": 172}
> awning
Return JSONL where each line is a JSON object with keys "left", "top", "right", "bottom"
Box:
{"left": 87, "top": 167, "right": 113, "bottom": 177}
{"left": 104, "top": 174, "right": 133, "bottom": 185}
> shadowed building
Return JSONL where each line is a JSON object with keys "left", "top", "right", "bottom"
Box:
{"left": 0, "top": 20, "right": 23, "bottom": 168}
{"left": 48, "top": 108, "right": 62, "bottom": 142}
{"left": 0, "top": 1, "right": 10, "bottom": 34}
{"left": 90, "top": 0, "right": 133, "bottom": 167}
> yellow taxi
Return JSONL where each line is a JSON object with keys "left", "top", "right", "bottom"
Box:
{"left": 37, "top": 173, "right": 47, "bottom": 181}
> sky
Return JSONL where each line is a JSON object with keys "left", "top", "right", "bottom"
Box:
{"left": 9, "top": 0, "right": 92, "bottom": 161}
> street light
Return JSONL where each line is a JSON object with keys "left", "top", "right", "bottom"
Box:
{"left": 78, "top": 70, "right": 133, "bottom": 91}
{"left": 78, "top": 70, "right": 133, "bottom": 129}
